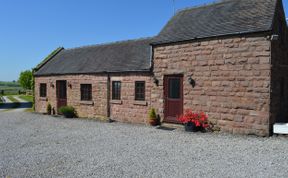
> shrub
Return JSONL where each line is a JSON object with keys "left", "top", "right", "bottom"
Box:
{"left": 46, "top": 103, "right": 52, "bottom": 115}
{"left": 148, "top": 108, "right": 157, "bottom": 120}
{"left": 148, "top": 108, "right": 160, "bottom": 126}
{"left": 59, "top": 106, "right": 76, "bottom": 118}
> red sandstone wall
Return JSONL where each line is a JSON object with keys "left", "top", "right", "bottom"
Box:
{"left": 152, "top": 35, "right": 272, "bottom": 136}
{"left": 34, "top": 74, "right": 108, "bottom": 118}
{"left": 109, "top": 74, "right": 152, "bottom": 124}
{"left": 34, "top": 73, "right": 152, "bottom": 123}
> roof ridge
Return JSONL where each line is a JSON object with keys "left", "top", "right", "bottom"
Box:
{"left": 175, "top": 0, "right": 234, "bottom": 15}
{"left": 176, "top": 0, "right": 273, "bottom": 14}
{"left": 65, "top": 36, "right": 154, "bottom": 51}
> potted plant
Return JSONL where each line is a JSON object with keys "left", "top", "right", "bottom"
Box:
{"left": 46, "top": 103, "right": 52, "bottom": 115}
{"left": 59, "top": 106, "right": 76, "bottom": 118}
{"left": 148, "top": 108, "right": 159, "bottom": 126}
{"left": 178, "top": 109, "right": 209, "bottom": 132}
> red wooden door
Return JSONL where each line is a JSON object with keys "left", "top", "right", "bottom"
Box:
{"left": 56, "top": 80, "right": 67, "bottom": 112}
{"left": 164, "top": 75, "right": 183, "bottom": 123}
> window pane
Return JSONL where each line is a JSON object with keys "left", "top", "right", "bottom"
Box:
{"left": 168, "top": 78, "right": 180, "bottom": 99}
{"left": 135, "top": 81, "right": 145, "bottom": 101}
{"left": 81, "top": 84, "right": 92, "bottom": 101}
{"left": 40, "top": 83, "right": 47, "bottom": 97}
{"left": 112, "top": 81, "right": 121, "bottom": 100}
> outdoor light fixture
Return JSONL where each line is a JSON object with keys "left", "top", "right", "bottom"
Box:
{"left": 50, "top": 82, "right": 54, "bottom": 88}
{"left": 68, "top": 82, "right": 72, "bottom": 88}
{"left": 153, "top": 76, "right": 159, "bottom": 86}
{"left": 271, "top": 34, "right": 279, "bottom": 41}
{"left": 188, "top": 75, "right": 196, "bottom": 88}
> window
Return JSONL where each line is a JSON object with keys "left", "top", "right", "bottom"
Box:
{"left": 81, "top": 84, "right": 92, "bottom": 101}
{"left": 40, "top": 83, "right": 47, "bottom": 97}
{"left": 112, "top": 81, "right": 121, "bottom": 100}
{"left": 135, "top": 81, "right": 145, "bottom": 101}
{"left": 168, "top": 78, "right": 180, "bottom": 99}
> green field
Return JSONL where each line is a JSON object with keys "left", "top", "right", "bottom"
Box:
{"left": 0, "top": 81, "right": 24, "bottom": 95}
{"left": 18, "top": 95, "right": 33, "bottom": 102}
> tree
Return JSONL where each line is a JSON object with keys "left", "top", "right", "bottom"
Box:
{"left": 18, "top": 70, "right": 33, "bottom": 90}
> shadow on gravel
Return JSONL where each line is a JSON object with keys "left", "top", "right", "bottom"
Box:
{"left": 156, "top": 126, "right": 176, "bottom": 131}
{"left": 0, "top": 102, "right": 32, "bottom": 109}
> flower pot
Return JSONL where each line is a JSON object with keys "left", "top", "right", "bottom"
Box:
{"left": 149, "top": 119, "right": 158, "bottom": 126}
{"left": 63, "top": 112, "right": 74, "bottom": 118}
{"left": 184, "top": 122, "right": 198, "bottom": 132}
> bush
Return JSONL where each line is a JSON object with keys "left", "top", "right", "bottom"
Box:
{"left": 59, "top": 106, "right": 76, "bottom": 118}
{"left": 46, "top": 103, "right": 52, "bottom": 115}
{"left": 148, "top": 108, "right": 157, "bottom": 120}
{"left": 148, "top": 108, "right": 160, "bottom": 126}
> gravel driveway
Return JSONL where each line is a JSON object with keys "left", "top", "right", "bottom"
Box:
{"left": 0, "top": 112, "right": 288, "bottom": 178}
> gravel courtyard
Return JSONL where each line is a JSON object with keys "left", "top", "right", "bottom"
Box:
{"left": 0, "top": 112, "right": 288, "bottom": 178}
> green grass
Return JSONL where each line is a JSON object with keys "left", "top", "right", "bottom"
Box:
{"left": 18, "top": 95, "right": 33, "bottom": 102}
{"left": 7, "top": 96, "right": 20, "bottom": 103}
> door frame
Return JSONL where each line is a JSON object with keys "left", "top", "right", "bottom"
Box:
{"left": 56, "top": 80, "right": 67, "bottom": 112}
{"left": 163, "top": 74, "right": 184, "bottom": 123}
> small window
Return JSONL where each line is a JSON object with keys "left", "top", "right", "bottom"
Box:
{"left": 40, "top": 83, "right": 47, "bottom": 97}
{"left": 112, "top": 81, "right": 121, "bottom": 100}
{"left": 81, "top": 84, "right": 92, "bottom": 101}
{"left": 135, "top": 81, "right": 145, "bottom": 101}
{"left": 168, "top": 78, "right": 180, "bottom": 99}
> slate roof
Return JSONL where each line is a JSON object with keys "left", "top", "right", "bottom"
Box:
{"left": 152, "top": 0, "right": 277, "bottom": 45}
{"left": 35, "top": 0, "right": 278, "bottom": 76}
{"left": 34, "top": 38, "right": 152, "bottom": 76}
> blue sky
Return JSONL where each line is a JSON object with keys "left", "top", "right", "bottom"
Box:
{"left": 0, "top": 0, "right": 287, "bottom": 81}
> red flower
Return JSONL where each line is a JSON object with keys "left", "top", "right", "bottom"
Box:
{"left": 177, "top": 109, "right": 209, "bottom": 128}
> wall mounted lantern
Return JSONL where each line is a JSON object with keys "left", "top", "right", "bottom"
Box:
{"left": 270, "top": 34, "right": 279, "bottom": 41}
{"left": 188, "top": 75, "right": 196, "bottom": 88}
{"left": 50, "top": 82, "right": 54, "bottom": 88}
{"left": 153, "top": 76, "right": 159, "bottom": 86}
{"left": 68, "top": 82, "right": 72, "bottom": 88}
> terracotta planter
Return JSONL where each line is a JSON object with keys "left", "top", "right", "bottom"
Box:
{"left": 149, "top": 119, "right": 159, "bottom": 126}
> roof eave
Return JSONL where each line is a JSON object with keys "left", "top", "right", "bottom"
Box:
{"left": 151, "top": 29, "right": 273, "bottom": 46}
{"left": 34, "top": 69, "right": 152, "bottom": 77}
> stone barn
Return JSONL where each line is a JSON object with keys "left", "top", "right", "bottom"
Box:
{"left": 34, "top": 0, "right": 288, "bottom": 136}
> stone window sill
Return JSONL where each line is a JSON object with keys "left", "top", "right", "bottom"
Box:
{"left": 40, "top": 97, "right": 47, "bottom": 101}
{"left": 133, "top": 100, "right": 147, "bottom": 106}
{"left": 80, "top": 101, "right": 94, "bottom": 105}
{"left": 110, "top": 100, "right": 122, "bottom": 104}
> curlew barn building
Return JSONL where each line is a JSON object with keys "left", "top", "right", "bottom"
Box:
{"left": 34, "top": 0, "right": 288, "bottom": 136}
